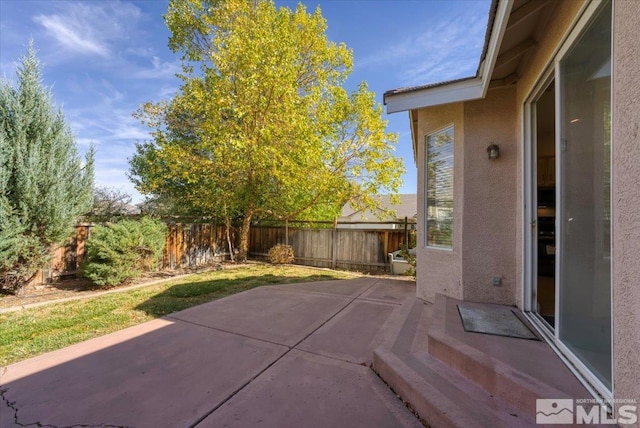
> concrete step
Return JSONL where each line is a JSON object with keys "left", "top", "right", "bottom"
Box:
{"left": 374, "top": 347, "right": 536, "bottom": 428}
{"left": 427, "top": 294, "right": 572, "bottom": 417}
{"left": 371, "top": 295, "right": 602, "bottom": 427}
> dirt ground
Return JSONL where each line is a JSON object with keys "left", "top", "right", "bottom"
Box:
{"left": 0, "top": 264, "right": 228, "bottom": 310}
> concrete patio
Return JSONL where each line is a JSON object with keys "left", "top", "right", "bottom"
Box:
{"left": 0, "top": 277, "right": 423, "bottom": 428}
{"left": 0, "top": 275, "right": 598, "bottom": 427}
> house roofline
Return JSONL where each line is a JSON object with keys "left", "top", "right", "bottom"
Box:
{"left": 384, "top": 0, "right": 513, "bottom": 114}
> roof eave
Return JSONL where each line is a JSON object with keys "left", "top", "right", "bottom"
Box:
{"left": 384, "top": 0, "right": 514, "bottom": 114}
{"left": 386, "top": 77, "right": 484, "bottom": 113}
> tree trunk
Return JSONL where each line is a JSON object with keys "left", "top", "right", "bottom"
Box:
{"left": 237, "top": 213, "right": 253, "bottom": 262}
{"left": 225, "top": 217, "right": 235, "bottom": 262}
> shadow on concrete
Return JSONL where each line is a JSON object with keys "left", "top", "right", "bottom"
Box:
{"left": 134, "top": 272, "right": 343, "bottom": 318}
{"left": 0, "top": 316, "right": 288, "bottom": 428}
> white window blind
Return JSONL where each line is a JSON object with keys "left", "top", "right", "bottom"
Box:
{"left": 425, "top": 126, "right": 454, "bottom": 248}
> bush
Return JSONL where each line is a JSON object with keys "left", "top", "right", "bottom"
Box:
{"left": 0, "top": 230, "right": 45, "bottom": 294}
{"left": 268, "top": 244, "right": 294, "bottom": 264}
{"left": 398, "top": 245, "right": 416, "bottom": 278}
{"left": 82, "top": 218, "right": 167, "bottom": 286}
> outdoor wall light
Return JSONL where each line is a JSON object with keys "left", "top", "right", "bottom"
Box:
{"left": 487, "top": 144, "right": 500, "bottom": 160}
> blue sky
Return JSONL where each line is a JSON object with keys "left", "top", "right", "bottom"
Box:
{"left": 0, "top": 0, "right": 491, "bottom": 203}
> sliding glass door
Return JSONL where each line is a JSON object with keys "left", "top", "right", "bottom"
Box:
{"left": 557, "top": 0, "right": 612, "bottom": 390}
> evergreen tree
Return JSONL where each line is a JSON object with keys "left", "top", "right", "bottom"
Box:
{"left": 0, "top": 43, "right": 94, "bottom": 293}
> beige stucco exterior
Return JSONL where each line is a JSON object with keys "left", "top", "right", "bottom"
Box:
{"left": 406, "top": 0, "right": 639, "bottom": 413}
{"left": 415, "top": 103, "right": 464, "bottom": 302}
{"left": 461, "top": 87, "right": 518, "bottom": 305}
{"left": 413, "top": 1, "right": 586, "bottom": 306}
{"left": 612, "top": 0, "right": 640, "bottom": 419}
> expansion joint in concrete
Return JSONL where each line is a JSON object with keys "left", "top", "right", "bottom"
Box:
{"left": 188, "top": 279, "right": 382, "bottom": 428}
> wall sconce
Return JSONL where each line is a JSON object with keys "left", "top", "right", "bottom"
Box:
{"left": 487, "top": 144, "right": 500, "bottom": 160}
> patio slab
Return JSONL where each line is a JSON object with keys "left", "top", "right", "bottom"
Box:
{"left": 0, "top": 277, "right": 423, "bottom": 428}
{"left": 167, "top": 286, "right": 352, "bottom": 346}
{"left": 360, "top": 278, "right": 416, "bottom": 304}
{"left": 297, "top": 299, "right": 397, "bottom": 365}
{"left": 1, "top": 318, "right": 288, "bottom": 428}
{"left": 272, "top": 276, "right": 376, "bottom": 297}
{"left": 197, "top": 349, "right": 423, "bottom": 428}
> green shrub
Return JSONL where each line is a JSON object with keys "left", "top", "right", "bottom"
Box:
{"left": 82, "top": 218, "right": 167, "bottom": 286}
{"left": 398, "top": 245, "right": 416, "bottom": 278}
{"left": 268, "top": 244, "right": 294, "bottom": 264}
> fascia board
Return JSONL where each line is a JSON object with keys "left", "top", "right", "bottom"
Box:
{"left": 479, "top": 0, "right": 514, "bottom": 96}
{"left": 385, "top": 0, "right": 514, "bottom": 114}
{"left": 386, "top": 79, "right": 484, "bottom": 113}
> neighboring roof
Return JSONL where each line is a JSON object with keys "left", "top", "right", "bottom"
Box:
{"left": 384, "top": 0, "right": 509, "bottom": 113}
{"left": 339, "top": 194, "right": 417, "bottom": 222}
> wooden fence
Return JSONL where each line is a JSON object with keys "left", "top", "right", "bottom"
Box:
{"left": 248, "top": 225, "right": 409, "bottom": 273}
{"left": 34, "top": 224, "right": 93, "bottom": 284}
{"left": 163, "top": 223, "right": 236, "bottom": 269}
{"left": 35, "top": 221, "right": 413, "bottom": 284}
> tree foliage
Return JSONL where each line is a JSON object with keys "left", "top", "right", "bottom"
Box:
{"left": 0, "top": 44, "right": 94, "bottom": 293}
{"left": 87, "top": 186, "right": 136, "bottom": 222}
{"left": 130, "top": 0, "right": 404, "bottom": 260}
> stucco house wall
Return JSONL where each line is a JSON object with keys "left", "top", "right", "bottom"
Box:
{"left": 415, "top": 103, "right": 464, "bottom": 302}
{"left": 413, "top": 2, "right": 587, "bottom": 306}
{"left": 407, "top": 0, "right": 639, "bottom": 411}
{"left": 415, "top": 87, "right": 520, "bottom": 306}
{"left": 612, "top": 0, "right": 640, "bottom": 416}
{"left": 461, "top": 86, "right": 518, "bottom": 305}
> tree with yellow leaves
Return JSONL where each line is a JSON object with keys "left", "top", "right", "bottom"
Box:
{"left": 130, "top": 0, "right": 404, "bottom": 261}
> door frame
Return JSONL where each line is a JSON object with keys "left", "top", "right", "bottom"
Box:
{"left": 521, "top": 0, "right": 613, "bottom": 401}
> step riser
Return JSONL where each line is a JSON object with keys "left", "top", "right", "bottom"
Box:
{"left": 428, "top": 331, "right": 538, "bottom": 415}
{"left": 374, "top": 295, "right": 587, "bottom": 427}
{"left": 374, "top": 349, "right": 478, "bottom": 428}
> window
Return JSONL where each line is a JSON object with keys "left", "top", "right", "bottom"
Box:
{"left": 425, "top": 126, "right": 454, "bottom": 248}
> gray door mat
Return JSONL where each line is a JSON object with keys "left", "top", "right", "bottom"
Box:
{"left": 457, "top": 304, "right": 539, "bottom": 340}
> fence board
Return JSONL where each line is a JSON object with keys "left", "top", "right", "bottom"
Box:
{"left": 35, "top": 221, "right": 412, "bottom": 284}
{"left": 248, "top": 226, "right": 408, "bottom": 273}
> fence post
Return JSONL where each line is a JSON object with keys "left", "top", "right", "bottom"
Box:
{"left": 285, "top": 219, "right": 289, "bottom": 246}
{"left": 331, "top": 218, "right": 338, "bottom": 269}
{"left": 383, "top": 231, "right": 389, "bottom": 256}
{"left": 404, "top": 216, "right": 408, "bottom": 247}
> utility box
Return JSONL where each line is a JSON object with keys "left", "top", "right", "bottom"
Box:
{"left": 388, "top": 249, "right": 415, "bottom": 275}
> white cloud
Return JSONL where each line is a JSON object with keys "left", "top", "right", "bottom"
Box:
{"left": 75, "top": 137, "right": 95, "bottom": 148}
{"left": 68, "top": 106, "right": 150, "bottom": 143}
{"left": 359, "top": 5, "right": 488, "bottom": 87}
{"left": 133, "top": 57, "right": 182, "bottom": 80}
{"left": 33, "top": 1, "right": 143, "bottom": 58}
{"left": 158, "top": 85, "right": 178, "bottom": 100}
{"left": 34, "top": 14, "right": 109, "bottom": 57}
{"left": 126, "top": 46, "right": 155, "bottom": 58}
{"left": 61, "top": 77, "right": 153, "bottom": 200}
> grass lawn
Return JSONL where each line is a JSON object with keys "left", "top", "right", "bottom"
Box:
{"left": 0, "top": 264, "right": 357, "bottom": 366}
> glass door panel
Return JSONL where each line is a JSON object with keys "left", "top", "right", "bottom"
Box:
{"left": 557, "top": 1, "right": 611, "bottom": 390}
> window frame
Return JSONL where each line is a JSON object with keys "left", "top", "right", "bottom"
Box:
{"left": 424, "top": 124, "right": 455, "bottom": 250}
